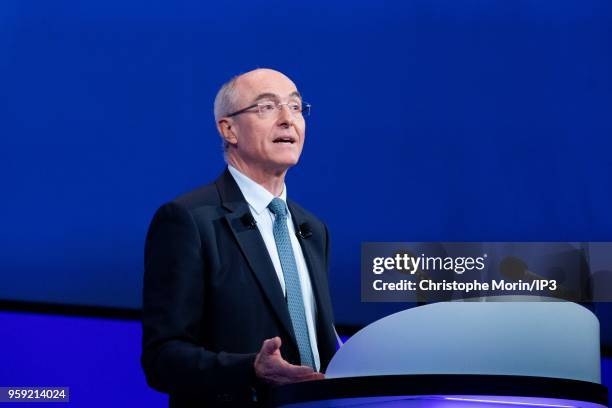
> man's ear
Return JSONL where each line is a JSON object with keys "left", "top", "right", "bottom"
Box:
{"left": 217, "top": 119, "right": 238, "bottom": 146}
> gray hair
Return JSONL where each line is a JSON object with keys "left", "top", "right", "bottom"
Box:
{"left": 213, "top": 74, "right": 242, "bottom": 155}
{"left": 213, "top": 74, "right": 241, "bottom": 124}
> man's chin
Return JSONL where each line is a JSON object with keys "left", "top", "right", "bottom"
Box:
{"left": 269, "top": 157, "right": 300, "bottom": 174}
{"left": 275, "top": 153, "right": 301, "bottom": 167}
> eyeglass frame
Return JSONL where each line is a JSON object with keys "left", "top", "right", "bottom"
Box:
{"left": 224, "top": 101, "right": 311, "bottom": 118}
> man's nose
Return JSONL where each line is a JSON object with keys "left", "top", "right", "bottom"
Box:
{"left": 276, "top": 104, "right": 294, "bottom": 126}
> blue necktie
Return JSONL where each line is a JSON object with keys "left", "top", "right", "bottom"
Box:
{"left": 268, "top": 197, "right": 315, "bottom": 369}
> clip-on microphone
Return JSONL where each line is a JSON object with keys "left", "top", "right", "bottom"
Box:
{"left": 296, "top": 222, "right": 312, "bottom": 239}
{"left": 240, "top": 213, "right": 257, "bottom": 230}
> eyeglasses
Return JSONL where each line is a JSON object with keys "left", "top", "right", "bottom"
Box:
{"left": 225, "top": 101, "right": 311, "bottom": 119}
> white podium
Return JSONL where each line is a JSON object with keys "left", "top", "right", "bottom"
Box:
{"left": 270, "top": 298, "right": 608, "bottom": 407}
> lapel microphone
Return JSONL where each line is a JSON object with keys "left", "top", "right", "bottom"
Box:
{"left": 240, "top": 213, "right": 257, "bottom": 230}
{"left": 296, "top": 222, "right": 312, "bottom": 239}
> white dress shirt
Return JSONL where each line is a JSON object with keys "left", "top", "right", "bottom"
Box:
{"left": 227, "top": 165, "right": 320, "bottom": 370}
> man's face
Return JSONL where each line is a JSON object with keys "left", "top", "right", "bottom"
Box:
{"left": 223, "top": 69, "right": 306, "bottom": 174}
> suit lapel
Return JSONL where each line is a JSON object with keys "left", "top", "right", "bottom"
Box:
{"left": 216, "top": 169, "right": 297, "bottom": 347}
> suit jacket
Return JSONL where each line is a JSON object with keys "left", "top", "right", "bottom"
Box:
{"left": 141, "top": 168, "right": 337, "bottom": 407}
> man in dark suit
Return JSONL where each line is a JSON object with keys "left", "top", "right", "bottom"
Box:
{"left": 141, "top": 68, "right": 338, "bottom": 407}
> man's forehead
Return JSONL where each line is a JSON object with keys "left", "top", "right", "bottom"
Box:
{"left": 235, "top": 69, "right": 300, "bottom": 100}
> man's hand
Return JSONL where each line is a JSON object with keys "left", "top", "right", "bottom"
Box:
{"left": 254, "top": 337, "right": 325, "bottom": 385}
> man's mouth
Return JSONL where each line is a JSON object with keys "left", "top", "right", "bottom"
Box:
{"left": 272, "top": 136, "right": 296, "bottom": 144}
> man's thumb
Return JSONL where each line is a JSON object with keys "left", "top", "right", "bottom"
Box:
{"left": 262, "top": 336, "right": 282, "bottom": 354}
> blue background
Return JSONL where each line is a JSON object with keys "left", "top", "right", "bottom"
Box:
{"left": 2, "top": 0, "right": 611, "bottom": 325}
{"left": 1, "top": 1, "right": 611, "bottom": 405}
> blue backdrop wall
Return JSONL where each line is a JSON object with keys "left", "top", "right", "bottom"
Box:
{"left": 1, "top": 0, "right": 611, "bottom": 327}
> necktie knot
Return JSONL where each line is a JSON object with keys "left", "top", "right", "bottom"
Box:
{"left": 268, "top": 197, "right": 287, "bottom": 218}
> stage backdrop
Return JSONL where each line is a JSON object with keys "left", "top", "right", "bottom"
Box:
{"left": 1, "top": 0, "right": 611, "bottom": 331}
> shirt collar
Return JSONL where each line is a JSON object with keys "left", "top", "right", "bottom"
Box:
{"left": 227, "top": 165, "right": 287, "bottom": 215}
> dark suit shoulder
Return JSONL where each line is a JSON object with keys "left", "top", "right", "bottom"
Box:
{"left": 173, "top": 182, "right": 220, "bottom": 210}
{"left": 287, "top": 199, "right": 325, "bottom": 227}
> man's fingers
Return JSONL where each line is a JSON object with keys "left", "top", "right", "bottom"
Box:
{"left": 275, "top": 363, "right": 324, "bottom": 382}
{"left": 294, "top": 372, "right": 325, "bottom": 382}
{"left": 282, "top": 364, "right": 315, "bottom": 377}
{"left": 287, "top": 368, "right": 325, "bottom": 383}
{"left": 255, "top": 338, "right": 325, "bottom": 386}
{"left": 271, "top": 371, "right": 324, "bottom": 386}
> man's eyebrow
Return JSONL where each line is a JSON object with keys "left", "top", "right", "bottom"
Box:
{"left": 252, "top": 91, "right": 302, "bottom": 103}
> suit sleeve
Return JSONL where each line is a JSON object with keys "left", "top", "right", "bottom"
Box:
{"left": 141, "top": 202, "right": 257, "bottom": 401}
